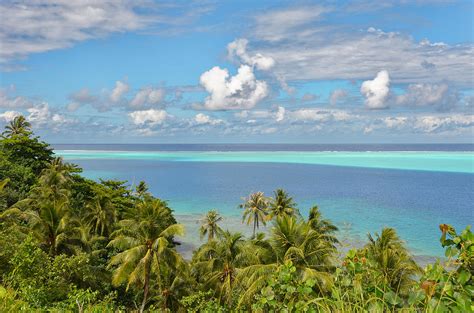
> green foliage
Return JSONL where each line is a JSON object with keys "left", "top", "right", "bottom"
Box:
{"left": 253, "top": 260, "right": 321, "bottom": 312}
{"left": 0, "top": 150, "right": 36, "bottom": 208}
{"left": 1, "top": 126, "right": 53, "bottom": 175}
{"left": 180, "top": 290, "right": 226, "bottom": 312}
{"left": 419, "top": 225, "right": 474, "bottom": 312}
{"left": 5, "top": 235, "right": 69, "bottom": 306}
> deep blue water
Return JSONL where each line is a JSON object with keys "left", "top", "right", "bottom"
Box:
{"left": 55, "top": 144, "right": 474, "bottom": 258}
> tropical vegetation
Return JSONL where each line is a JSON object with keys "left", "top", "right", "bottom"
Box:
{"left": 0, "top": 116, "right": 472, "bottom": 312}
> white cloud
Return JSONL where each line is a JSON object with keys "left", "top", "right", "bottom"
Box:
{"left": 361, "top": 70, "right": 390, "bottom": 109}
{"left": 135, "top": 128, "right": 158, "bottom": 137}
{"left": 27, "top": 104, "right": 51, "bottom": 125}
{"left": 110, "top": 80, "right": 129, "bottom": 103}
{"left": 289, "top": 108, "right": 353, "bottom": 122}
{"left": 382, "top": 117, "right": 408, "bottom": 128}
{"left": 130, "top": 87, "right": 165, "bottom": 108}
{"left": 0, "top": 110, "right": 21, "bottom": 122}
{"left": 1, "top": 1, "right": 216, "bottom": 68}
{"left": 329, "top": 89, "right": 348, "bottom": 105}
{"left": 233, "top": 107, "right": 286, "bottom": 122}
{"left": 199, "top": 65, "right": 269, "bottom": 110}
{"left": 194, "top": 113, "right": 224, "bottom": 125}
{"left": 129, "top": 109, "right": 168, "bottom": 125}
{"left": 414, "top": 114, "right": 474, "bottom": 133}
{"left": 26, "top": 103, "right": 73, "bottom": 131}
{"left": 251, "top": 7, "right": 474, "bottom": 85}
{"left": 0, "top": 1, "right": 155, "bottom": 65}
{"left": 275, "top": 106, "right": 285, "bottom": 122}
{"left": 227, "top": 38, "right": 275, "bottom": 71}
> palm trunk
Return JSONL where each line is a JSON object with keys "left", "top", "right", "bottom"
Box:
{"left": 140, "top": 257, "right": 152, "bottom": 313}
{"left": 253, "top": 215, "right": 257, "bottom": 237}
{"left": 209, "top": 228, "right": 214, "bottom": 242}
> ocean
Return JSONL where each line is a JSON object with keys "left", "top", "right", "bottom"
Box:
{"left": 53, "top": 144, "right": 474, "bottom": 260}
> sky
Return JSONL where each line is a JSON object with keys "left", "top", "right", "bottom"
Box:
{"left": 0, "top": 0, "right": 473, "bottom": 143}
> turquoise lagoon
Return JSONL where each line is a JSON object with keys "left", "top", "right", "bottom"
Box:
{"left": 57, "top": 150, "right": 474, "bottom": 173}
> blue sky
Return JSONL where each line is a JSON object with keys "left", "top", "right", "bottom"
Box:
{"left": 0, "top": 0, "right": 473, "bottom": 143}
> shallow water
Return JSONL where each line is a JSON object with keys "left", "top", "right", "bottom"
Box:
{"left": 57, "top": 150, "right": 474, "bottom": 173}
{"left": 55, "top": 146, "right": 474, "bottom": 258}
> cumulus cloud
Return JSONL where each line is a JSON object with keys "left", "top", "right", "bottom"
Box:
{"left": 361, "top": 70, "right": 390, "bottom": 109}
{"left": 234, "top": 106, "right": 286, "bottom": 123}
{"left": 27, "top": 104, "right": 50, "bottom": 125}
{"left": 227, "top": 38, "right": 298, "bottom": 95}
{"left": 227, "top": 39, "right": 275, "bottom": 71}
{"left": 199, "top": 65, "right": 269, "bottom": 110}
{"left": 383, "top": 117, "right": 408, "bottom": 128}
{"left": 130, "top": 87, "right": 165, "bottom": 108}
{"left": 25, "top": 103, "right": 74, "bottom": 131}
{"left": 0, "top": 110, "right": 21, "bottom": 122}
{"left": 275, "top": 106, "right": 285, "bottom": 122}
{"left": 110, "top": 80, "right": 130, "bottom": 103}
{"left": 129, "top": 109, "right": 168, "bottom": 125}
{"left": 194, "top": 113, "right": 224, "bottom": 125}
{"left": 329, "top": 89, "right": 348, "bottom": 105}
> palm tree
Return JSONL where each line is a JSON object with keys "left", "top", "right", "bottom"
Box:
{"left": 271, "top": 216, "right": 335, "bottom": 283}
{"left": 236, "top": 216, "right": 336, "bottom": 308}
{"left": 241, "top": 192, "right": 269, "bottom": 237}
{"left": 85, "top": 192, "right": 116, "bottom": 237}
{"left": 107, "top": 198, "right": 185, "bottom": 313}
{"left": 192, "top": 231, "right": 258, "bottom": 305}
{"left": 199, "top": 210, "right": 223, "bottom": 242}
{"left": 308, "top": 205, "right": 339, "bottom": 249}
{"left": 2, "top": 115, "right": 31, "bottom": 137}
{"left": 365, "top": 228, "right": 421, "bottom": 293}
{"left": 135, "top": 181, "right": 149, "bottom": 199}
{"left": 32, "top": 157, "right": 76, "bottom": 203}
{"left": 3, "top": 196, "right": 79, "bottom": 255}
{"left": 2, "top": 158, "right": 79, "bottom": 255}
{"left": 269, "top": 189, "right": 297, "bottom": 219}
{"left": 151, "top": 263, "right": 192, "bottom": 311}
